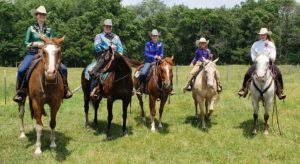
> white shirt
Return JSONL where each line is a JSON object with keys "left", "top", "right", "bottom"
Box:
{"left": 251, "top": 40, "right": 276, "bottom": 62}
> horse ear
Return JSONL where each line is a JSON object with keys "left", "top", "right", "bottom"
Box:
{"left": 170, "top": 56, "right": 174, "bottom": 61}
{"left": 213, "top": 58, "right": 219, "bottom": 63}
{"left": 109, "top": 46, "right": 113, "bottom": 54}
{"left": 53, "top": 36, "right": 65, "bottom": 45}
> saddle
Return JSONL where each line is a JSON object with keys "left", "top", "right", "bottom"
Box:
{"left": 25, "top": 54, "right": 42, "bottom": 82}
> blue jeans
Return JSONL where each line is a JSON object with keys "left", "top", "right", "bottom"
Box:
{"left": 17, "top": 52, "right": 68, "bottom": 88}
{"left": 139, "top": 62, "right": 151, "bottom": 83}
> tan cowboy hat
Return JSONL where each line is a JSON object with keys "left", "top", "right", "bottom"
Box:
{"left": 31, "top": 6, "right": 47, "bottom": 16}
{"left": 104, "top": 19, "right": 113, "bottom": 26}
{"left": 151, "top": 29, "right": 160, "bottom": 36}
{"left": 258, "top": 27, "right": 272, "bottom": 35}
{"left": 195, "top": 37, "right": 209, "bottom": 47}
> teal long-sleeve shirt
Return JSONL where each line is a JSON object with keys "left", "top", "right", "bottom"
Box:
{"left": 24, "top": 22, "right": 54, "bottom": 47}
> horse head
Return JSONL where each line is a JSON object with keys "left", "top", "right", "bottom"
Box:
{"left": 158, "top": 56, "right": 174, "bottom": 88}
{"left": 202, "top": 58, "right": 218, "bottom": 88}
{"left": 40, "top": 36, "right": 64, "bottom": 81}
{"left": 90, "top": 47, "right": 115, "bottom": 77}
{"left": 254, "top": 53, "right": 270, "bottom": 82}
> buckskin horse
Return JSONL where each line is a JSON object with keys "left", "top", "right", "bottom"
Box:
{"left": 133, "top": 56, "right": 174, "bottom": 132}
{"left": 17, "top": 36, "right": 65, "bottom": 155}
{"left": 250, "top": 54, "right": 275, "bottom": 135}
{"left": 192, "top": 58, "right": 219, "bottom": 129}
{"left": 81, "top": 47, "right": 134, "bottom": 140}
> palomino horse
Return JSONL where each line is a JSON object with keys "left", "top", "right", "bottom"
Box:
{"left": 133, "top": 57, "right": 174, "bottom": 132}
{"left": 81, "top": 48, "right": 133, "bottom": 140}
{"left": 250, "top": 54, "right": 275, "bottom": 135}
{"left": 192, "top": 58, "right": 219, "bottom": 129}
{"left": 17, "top": 36, "right": 65, "bottom": 155}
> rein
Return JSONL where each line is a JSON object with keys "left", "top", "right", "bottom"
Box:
{"left": 153, "top": 62, "right": 164, "bottom": 92}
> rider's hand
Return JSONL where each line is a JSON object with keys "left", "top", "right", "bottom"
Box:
{"left": 32, "top": 42, "right": 44, "bottom": 48}
{"left": 110, "top": 44, "right": 117, "bottom": 51}
{"left": 189, "top": 63, "right": 193, "bottom": 67}
{"left": 155, "top": 56, "right": 161, "bottom": 60}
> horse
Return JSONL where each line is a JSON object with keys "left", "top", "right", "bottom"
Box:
{"left": 17, "top": 36, "right": 65, "bottom": 155}
{"left": 81, "top": 47, "right": 133, "bottom": 140}
{"left": 250, "top": 54, "right": 275, "bottom": 135}
{"left": 192, "top": 58, "right": 219, "bottom": 129}
{"left": 133, "top": 56, "right": 174, "bottom": 132}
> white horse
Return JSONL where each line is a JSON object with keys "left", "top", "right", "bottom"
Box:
{"left": 192, "top": 58, "right": 219, "bottom": 129}
{"left": 250, "top": 54, "right": 275, "bottom": 135}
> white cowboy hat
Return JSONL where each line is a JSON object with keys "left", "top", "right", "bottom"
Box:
{"left": 151, "top": 29, "right": 160, "bottom": 36}
{"left": 31, "top": 6, "right": 47, "bottom": 16}
{"left": 258, "top": 27, "right": 272, "bottom": 35}
{"left": 104, "top": 19, "right": 113, "bottom": 26}
{"left": 195, "top": 37, "right": 209, "bottom": 46}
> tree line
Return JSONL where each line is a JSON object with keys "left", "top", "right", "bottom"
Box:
{"left": 0, "top": 0, "right": 299, "bottom": 67}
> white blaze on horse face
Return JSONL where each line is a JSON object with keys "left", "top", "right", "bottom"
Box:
{"left": 45, "top": 44, "right": 57, "bottom": 74}
{"left": 206, "top": 66, "right": 214, "bottom": 87}
{"left": 256, "top": 55, "right": 269, "bottom": 80}
{"left": 163, "top": 64, "right": 171, "bottom": 87}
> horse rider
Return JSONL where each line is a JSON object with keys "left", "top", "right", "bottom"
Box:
{"left": 182, "top": 37, "right": 222, "bottom": 93}
{"left": 238, "top": 27, "right": 286, "bottom": 100}
{"left": 90, "top": 19, "right": 124, "bottom": 97}
{"left": 136, "top": 29, "right": 175, "bottom": 95}
{"left": 13, "top": 5, "right": 72, "bottom": 103}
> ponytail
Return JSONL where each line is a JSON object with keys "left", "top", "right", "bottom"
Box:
{"left": 267, "top": 31, "right": 275, "bottom": 45}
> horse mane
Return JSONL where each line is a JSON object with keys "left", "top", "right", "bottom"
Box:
{"left": 123, "top": 55, "right": 142, "bottom": 68}
{"left": 113, "top": 53, "right": 132, "bottom": 74}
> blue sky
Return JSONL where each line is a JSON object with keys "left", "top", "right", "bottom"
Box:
{"left": 121, "top": 0, "right": 300, "bottom": 8}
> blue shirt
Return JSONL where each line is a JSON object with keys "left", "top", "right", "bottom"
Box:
{"left": 191, "top": 48, "right": 211, "bottom": 64}
{"left": 94, "top": 32, "right": 123, "bottom": 54}
{"left": 144, "top": 41, "right": 163, "bottom": 63}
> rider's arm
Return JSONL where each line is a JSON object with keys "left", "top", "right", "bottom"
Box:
{"left": 115, "top": 36, "right": 124, "bottom": 55}
{"left": 24, "top": 26, "right": 32, "bottom": 47}
{"left": 268, "top": 41, "right": 276, "bottom": 62}
{"left": 251, "top": 42, "right": 257, "bottom": 62}
{"left": 144, "top": 43, "right": 155, "bottom": 61}
{"left": 94, "top": 34, "right": 103, "bottom": 53}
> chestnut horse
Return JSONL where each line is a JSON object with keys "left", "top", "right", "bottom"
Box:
{"left": 81, "top": 48, "right": 134, "bottom": 140}
{"left": 133, "top": 57, "right": 174, "bottom": 132}
{"left": 17, "top": 36, "right": 65, "bottom": 155}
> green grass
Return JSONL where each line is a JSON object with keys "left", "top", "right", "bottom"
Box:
{"left": 0, "top": 65, "right": 300, "bottom": 163}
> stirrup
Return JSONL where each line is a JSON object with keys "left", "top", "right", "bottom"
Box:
{"left": 217, "top": 85, "right": 222, "bottom": 93}
{"left": 278, "top": 93, "right": 286, "bottom": 100}
{"left": 238, "top": 89, "right": 247, "bottom": 97}
{"left": 64, "top": 89, "right": 73, "bottom": 99}
{"left": 13, "top": 90, "right": 25, "bottom": 103}
{"left": 136, "top": 89, "right": 143, "bottom": 96}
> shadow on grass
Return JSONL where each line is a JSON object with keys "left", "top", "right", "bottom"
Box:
{"left": 235, "top": 119, "right": 265, "bottom": 139}
{"left": 134, "top": 115, "right": 170, "bottom": 134}
{"left": 86, "top": 120, "right": 133, "bottom": 141}
{"left": 26, "top": 129, "right": 72, "bottom": 161}
{"left": 184, "top": 115, "right": 217, "bottom": 133}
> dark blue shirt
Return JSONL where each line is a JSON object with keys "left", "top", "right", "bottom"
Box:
{"left": 144, "top": 41, "right": 163, "bottom": 63}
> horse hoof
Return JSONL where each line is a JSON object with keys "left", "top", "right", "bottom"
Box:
{"left": 19, "top": 133, "right": 26, "bottom": 139}
{"left": 50, "top": 142, "right": 57, "bottom": 148}
{"left": 252, "top": 130, "right": 257, "bottom": 135}
{"left": 123, "top": 130, "right": 128, "bottom": 137}
{"left": 201, "top": 126, "right": 206, "bottom": 129}
{"left": 34, "top": 148, "right": 42, "bottom": 156}
{"left": 151, "top": 128, "right": 156, "bottom": 132}
{"left": 158, "top": 123, "right": 163, "bottom": 129}
{"left": 264, "top": 130, "right": 269, "bottom": 135}
{"left": 142, "top": 117, "right": 146, "bottom": 124}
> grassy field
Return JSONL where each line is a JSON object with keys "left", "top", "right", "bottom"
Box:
{"left": 0, "top": 65, "right": 300, "bottom": 163}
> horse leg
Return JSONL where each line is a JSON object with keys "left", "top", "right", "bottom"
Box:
{"left": 92, "top": 97, "right": 102, "bottom": 128}
{"left": 251, "top": 98, "right": 259, "bottom": 135}
{"left": 194, "top": 100, "right": 198, "bottom": 116}
{"left": 84, "top": 93, "right": 90, "bottom": 128}
{"left": 199, "top": 100, "right": 206, "bottom": 129}
{"left": 264, "top": 98, "right": 272, "bottom": 135}
{"left": 158, "top": 96, "right": 167, "bottom": 129}
{"left": 18, "top": 102, "right": 26, "bottom": 139}
{"left": 49, "top": 105, "right": 60, "bottom": 149}
{"left": 137, "top": 94, "right": 146, "bottom": 124}
{"left": 122, "top": 98, "right": 130, "bottom": 136}
{"left": 206, "top": 97, "right": 216, "bottom": 121}
{"left": 31, "top": 99, "right": 43, "bottom": 155}
{"left": 106, "top": 98, "right": 114, "bottom": 140}
{"left": 149, "top": 95, "right": 156, "bottom": 132}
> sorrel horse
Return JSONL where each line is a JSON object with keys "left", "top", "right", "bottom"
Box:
{"left": 250, "top": 54, "right": 275, "bottom": 135}
{"left": 133, "top": 56, "right": 174, "bottom": 132}
{"left": 17, "top": 36, "right": 65, "bottom": 155}
{"left": 81, "top": 47, "right": 134, "bottom": 140}
{"left": 192, "top": 58, "right": 219, "bottom": 129}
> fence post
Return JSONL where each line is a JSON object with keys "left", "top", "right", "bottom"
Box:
{"left": 176, "top": 65, "right": 178, "bottom": 87}
{"left": 226, "top": 65, "right": 230, "bottom": 82}
{"left": 4, "top": 70, "right": 7, "bottom": 105}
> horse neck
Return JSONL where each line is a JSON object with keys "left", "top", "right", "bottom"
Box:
{"left": 113, "top": 54, "right": 131, "bottom": 78}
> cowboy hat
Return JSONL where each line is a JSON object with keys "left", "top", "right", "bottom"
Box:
{"left": 195, "top": 37, "right": 209, "bottom": 47}
{"left": 104, "top": 19, "right": 113, "bottom": 26}
{"left": 31, "top": 6, "right": 47, "bottom": 16}
{"left": 258, "top": 27, "right": 272, "bottom": 35}
{"left": 151, "top": 29, "right": 160, "bottom": 36}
